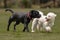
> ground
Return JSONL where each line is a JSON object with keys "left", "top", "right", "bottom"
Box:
{"left": 0, "top": 8, "right": 60, "bottom": 40}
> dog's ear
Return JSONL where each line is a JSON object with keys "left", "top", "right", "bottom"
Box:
{"left": 30, "top": 10, "right": 39, "bottom": 15}
{"left": 30, "top": 10, "right": 36, "bottom": 16}
{"left": 54, "top": 14, "right": 57, "bottom": 17}
{"left": 30, "top": 10, "right": 35, "bottom": 14}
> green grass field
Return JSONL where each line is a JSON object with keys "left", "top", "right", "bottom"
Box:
{"left": 0, "top": 8, "right": 60, "bottom": 40}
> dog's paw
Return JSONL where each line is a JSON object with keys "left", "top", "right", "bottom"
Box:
{"left": 7, "top": 29, "right": 9, "bottom": 31}
{"left": 31, "top": 31, "right": 35, "bottom": 32}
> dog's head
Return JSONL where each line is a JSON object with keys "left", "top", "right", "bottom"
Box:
{"left": 30, "top": 10, "right": 41, "bottom": 18}
{"left": 46, "top": 12, "right": 57, "bottom": 20}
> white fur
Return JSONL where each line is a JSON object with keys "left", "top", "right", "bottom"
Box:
{"left": 31, "top": 11, "right": 44, "bottom": 32}
{"left": 31, "top": 12, "right": 57, "bottom": 32}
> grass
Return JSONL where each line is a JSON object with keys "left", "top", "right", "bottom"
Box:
{"left": 0, "top": 8, "right": 60, "bottom": 40}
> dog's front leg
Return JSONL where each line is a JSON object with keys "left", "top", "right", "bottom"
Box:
{"left": 23, "top": 23, "right": 29, "bottom": 32}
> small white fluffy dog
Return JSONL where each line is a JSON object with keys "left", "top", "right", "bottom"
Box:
{"left": 31, "top": 11, "right": 57, "bottom": 32}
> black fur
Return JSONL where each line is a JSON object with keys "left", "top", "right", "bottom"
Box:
{"left": 5, "top": 8, "right": 41, "bottom": 32}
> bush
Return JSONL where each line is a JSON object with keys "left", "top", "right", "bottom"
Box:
{"left": 19, "top": 0, "right": 32, "bottom": 8}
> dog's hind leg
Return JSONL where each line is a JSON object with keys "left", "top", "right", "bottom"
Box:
{"left": 7, "top": 18, "right": 13, "bottom": 31}
{"left": 14, "top": 21, "right": 20, "bottom": 31}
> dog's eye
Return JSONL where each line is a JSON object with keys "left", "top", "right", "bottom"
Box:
{"left": 48, "top": 16, "right": 51, "bottom": 17}
{"left": 35, "top": 12, "right": 39, "bottom": 14}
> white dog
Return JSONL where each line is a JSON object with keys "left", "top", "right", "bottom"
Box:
{"left": 31, "top": 12, "right": 57, "bottom": 32}
{"left": 31, "top": 10, "right": 44, "bottom": 32}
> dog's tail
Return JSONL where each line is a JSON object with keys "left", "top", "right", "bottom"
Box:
{"left": 5, "top": 8, "right": 14, "bottom": 13}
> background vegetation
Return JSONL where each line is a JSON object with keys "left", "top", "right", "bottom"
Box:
{"left": 0, "top": 0, "right": 60, "bottom": 8}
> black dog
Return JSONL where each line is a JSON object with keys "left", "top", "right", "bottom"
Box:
{"left": 5, "top": 9, "right": 41, "bottom": 32}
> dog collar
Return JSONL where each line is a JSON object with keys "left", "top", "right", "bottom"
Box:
{"left": 27, "top": 12, "right": 32, "bottom": 19}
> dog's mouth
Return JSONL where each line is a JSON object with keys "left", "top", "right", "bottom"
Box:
{"left": 45, "top": 17, "right": 50, "bottom": 21}
{"left": 37, "top": 15, "right": 41, "bottom": 18}
{"left": 46, "top": 19, "right": 50, "bottom": 21}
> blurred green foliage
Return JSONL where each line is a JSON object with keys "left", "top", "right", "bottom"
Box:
{"left": 0, "top": 0, "right": 60, "bottom": 8}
